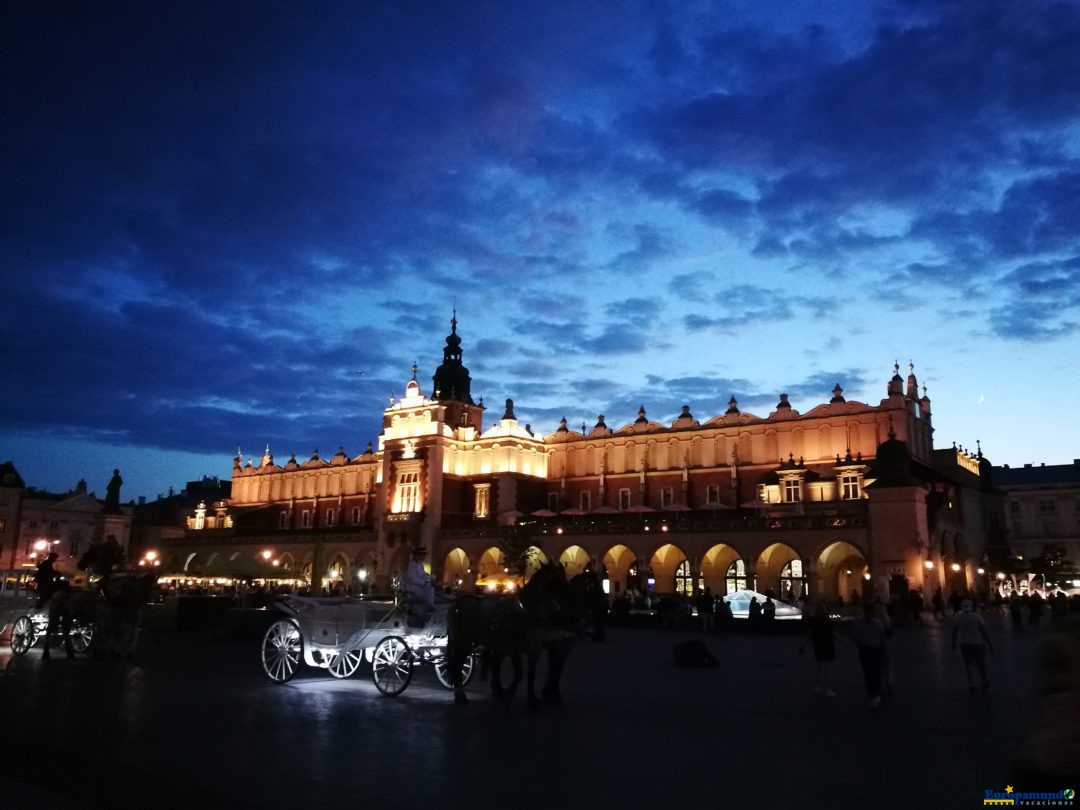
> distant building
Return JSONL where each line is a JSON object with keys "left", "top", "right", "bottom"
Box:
{"left": 0, "top": 461, "right": 27, "bottom": 575}
{"left": 7, "top": 474, "right": 132, "bottom": 572}
{"left": 130, "top": 475, "right": 231, "bottom": 563}
{"left": 993, "top": 459, "right": 1080, "bottom": 586}
{"left": 162, "top": 318, "right": 1004, "bottom": 601}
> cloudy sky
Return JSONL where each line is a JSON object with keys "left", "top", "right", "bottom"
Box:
{"left": 3, "top": 0, "right": 1079, "bottom": 500}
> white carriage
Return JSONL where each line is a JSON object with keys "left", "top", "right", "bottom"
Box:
{"left": 259, "top": 595, "right": 474, "bottom": 696}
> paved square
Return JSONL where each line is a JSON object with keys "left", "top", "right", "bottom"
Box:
{"left": 0, "top": 614, "right": 1045, "bottom": 809}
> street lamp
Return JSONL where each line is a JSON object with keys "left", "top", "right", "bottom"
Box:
{"left": 260, "top": 549, "right": 273, "bottom": 561}
{"left": 33, "top": 539, "right": 48, "bottom": 552}
{"left": 924, "top": 560, "right": 935, "bottom": 570}
{"left": 950, "top": 563, "right": 961, "bottom": 572}
{"left": 996, "top": 572, "right": 1006, "bottom": 580}
{"left": 976, "top": 567, "right": 985, "bottom": 575}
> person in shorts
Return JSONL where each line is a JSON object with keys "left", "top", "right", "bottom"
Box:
{"left": 952, "top": 599, "right": 994, "bottom": 694}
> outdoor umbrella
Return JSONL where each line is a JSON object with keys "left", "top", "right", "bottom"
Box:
{"left": 560, "top": 508, "right": 588, "bottom": 516}
{"left": 627, "top": 505, "right": 655, "bottom": 513}
{"left": 531, "top": 509, "right": 557, "bottom": 518}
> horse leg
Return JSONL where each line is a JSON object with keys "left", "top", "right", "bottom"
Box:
{"left": 543, "top": 639, "right": 570, "bottom": 705}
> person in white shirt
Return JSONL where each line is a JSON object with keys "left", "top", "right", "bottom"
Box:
{"left": 405, "top": 547, "right": 435, "bottom": 611}
{"left": 952, "top": 599, "right": 994, "bottom": 694}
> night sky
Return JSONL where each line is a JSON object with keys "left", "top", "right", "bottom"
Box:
{"left": 3, "top": 1, "right": 1079, "bottom": 501}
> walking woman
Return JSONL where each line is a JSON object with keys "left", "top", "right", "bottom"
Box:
{"left": 799, "top": 601, "right": 838, "bottom": 696}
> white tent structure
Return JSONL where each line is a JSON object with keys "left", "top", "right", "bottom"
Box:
{"left": 723, "top": 589, "right": 802, "bottom": 620}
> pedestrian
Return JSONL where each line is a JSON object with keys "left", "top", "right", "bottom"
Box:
{"left": 798, "top": 602, "right": 838, "bottom": 696}
{"left": 952, "top": 598, "right": 994, "bottom": 694}
{"left": 697, "top": 587, "right": 715, "bottom": 633}
{"left": 1008, "top": 592, "right": 1023, "bottom": 631}
{"left": 852, "top": 603, "right": 887, "bottom": 707}
{"left": 718, "top": 596, "right": 734, "bottom": 627}
{"left": 762, "top": 595, "right": 776, "bottom": 625}
{"left": 34, "top": 551, "right": 60, "bottom": 609}
{"left": 874, "top": 602, "right": 895, "bottom": 698}
{"left": 932, "top": 588, "right": 946, "bottom": 620}
{"left": 1028, "top": 591, "right": 1045, "bottom": 627}
{"left": 747, "top": 596, "right": 762, "bottom": 627}
{"left": 947, "top": 590, "right": 962, "bottom": 615}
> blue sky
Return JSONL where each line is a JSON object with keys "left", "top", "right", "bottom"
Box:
{"left": 2, "top": 0, "right": 1079, "bottom": 501}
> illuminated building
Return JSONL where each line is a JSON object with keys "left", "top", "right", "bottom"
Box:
{"left": 169, "top": 317, "right": 1002, "bottom": 600}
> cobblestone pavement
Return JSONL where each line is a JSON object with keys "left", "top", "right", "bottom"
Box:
{"left": 0, "top": 613, "right": 1051, "bottom": 809}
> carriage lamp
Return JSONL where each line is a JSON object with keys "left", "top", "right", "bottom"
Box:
{"left": 924, "top": 560, "right": 935, "bottom": 570}
{"left": 997, "top": 572, "right": 1006, "bottom": 580}
{"left": 950, "top": 563, "right": 961, "bottom": 572}
{"left": 977, "top": 567, "right": 985, "bottom": 575}
{"left": 504, "top": 583, "right": 515, "bottom": 592}
{"left": 486, "top": 581, "right": 497, "bottom": 591}
{"left": 863, "top": 572, "right": 871, "bottom": 581}
{"left": 272, "top": 559, "right": 280, "bottom": 567}
{"left": 261, "top": 549, "right": 273, "bottom": 561}
{"left": 357, "top": 570, "right": 368, "bottom": 581}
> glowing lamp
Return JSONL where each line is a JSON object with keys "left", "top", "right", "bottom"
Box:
{"left": 145, "top": 550, "right": 158, "bottom": 562}
{"left": 33, "top": 539, "right": 48, "bottom": 552}
{"left": 646, "top": 577, "right": 656, "bottom": 587}
{"left": 661, "top": 524, "right": 669, "bottom": 532}
{"left": 556, "top": 527, "right": 564, "bottom": 535}
{"left": 845, "top": 569, "right": 852, "bottom": 576}
{"left": 950, "top": 563, "right": 961, "bottom": 572}
{"left": 863, "top": 572, "right": 871, "bottom": 581}
{"left": 261, "top": 549, "right": 273, "bottom": 561}
{"left": 486, "top": 581, "right": 497, "bottom": 592}
{"left": 976, "top": 567, "right": 985, "bottom": 575}
{"left": 924, "top": 561, "right": 935, "bottom": 570}
{"left": 996, "top": 572, "right": 1005, "bottom": 580}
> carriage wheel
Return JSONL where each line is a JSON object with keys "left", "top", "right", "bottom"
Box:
{"left": 434, "top": 652, "right": 477, "bottom": 690}
{"left": 261, "top": 619, "right": 303, "bottom": 683}
{"left": 70, "top": 624, "right": 94, "bottom": 655}
{"left": 10, "top": 616, "right": 35, "bottom": 656}
{"left": 328, "top": 647, "right": 363, "bottom": 679}
{"left": 372, "top": 636, "right": 413, "bottom": 696}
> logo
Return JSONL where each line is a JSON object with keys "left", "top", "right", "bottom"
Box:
{"left": 983, "top": 786, "right": 1075, "bottom": 807}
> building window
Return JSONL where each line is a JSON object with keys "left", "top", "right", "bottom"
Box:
{"left": 660, "top": 488, "right": 674, "bottom": 508}
{"left": 351, "top": 507, "right": 362, "bottom": 526}
{"left": 325, "top": 509, "right": 335, "bottom": 528}
{"left": 1039, "top": 500, "right": 1056, "bottom": 513}
{"left": 301, "top": 510, "right": 311, "bottom": 529}
{"left": 194, "top": 513, "right": 205, "bottom": 530}
{"left": 725, "top": 559, "right": 747, "bottom": 594}
{"left": 618, "top": 489, "right": 631, "bottom": 511}
{"left": 474, "top": 484, "right": 491, "bottom": 519}
{"left": 705, "top": 485, "right": 719, "bottom": 505}
{"left": 548, "top": 492, "right": 559, "bottom": 512}
{"left": 840, "top": 474, "right": 860, "bottom": 500}
{"left": 279, "top": 511, "right": 289, "bottom": 529}
{"left": 1010, "top": 501, "right": 1020, "bottom": 514}
{"left": 783, "top": 478, "right": 802, "bottom": 503}
{"left": 675, "top": 559, "right": 700, "bottom": 596}
{"left": 780, "top": 559, "right": 806, "bottom": 600}
{"left": 580, "top": 491, "right": 591, "bottom": 511}
{"left": 393, "top": 471, "right": 421, "bottom": 513}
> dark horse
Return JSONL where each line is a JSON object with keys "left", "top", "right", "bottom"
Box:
{"left": 447, "top": 562, "right": 580, "bottom": 707}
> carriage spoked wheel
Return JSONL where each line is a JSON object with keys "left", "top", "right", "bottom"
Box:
{"left": 371, "top": 636, "right": 414, "bottom": 696}
{"left": 328, "top": 646, "right": 363, "bottom": 679}
{"left": 261, "top": 619, "right": 303, "bottom": 683}
{"left": 434, "top": 652, "right": 477, "bottom": 690}
{"left": 10, "top": 616, "right": 35, "bottom": 656}
{"left": 70, "top": 624, "right": 94, "bottom": 655}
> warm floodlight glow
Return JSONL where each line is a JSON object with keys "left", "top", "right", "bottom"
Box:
{"left": 996, "top": 572, "right": 1005, "bottom": 580}
{"left": 950, "top": 563, "right": 961, "bottom": 572}
{"left": 924, "top": 561, "right": 935, "bottom": 570}
{"left": 977, "top": 567, "right": 985, "bottom": 575}
{"left": 33, "top": 539, "right": 48, "bottom": 552}
{"left": 261, "top": 549, "right": 273, "bottom": 561}
{"left": 145, "top": 550, "right": 158, "bottom": 562}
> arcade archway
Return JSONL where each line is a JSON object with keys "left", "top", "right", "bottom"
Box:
{"left": 558, "top": 545, "right": 590, "bottom": 577}
{"left": 701, "top": 544, "right": 741, "bottom": 593}
{"left": 649, "top": 544, "right": 687, "bottom": 593}
{"left": 816, "top": 540, "right": 868, "bottom": 601}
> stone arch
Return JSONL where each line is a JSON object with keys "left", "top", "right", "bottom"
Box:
{"left": 524, "top": 545, "right": 549, "bottom": 580}
{"left": 278, "top": 551, "right": 297, "bottom": 573}
{"left": 557, "top": 545, "right": 589, "bottom": 577}
{"left": 815, "top": 540, "right": 868, "bottom": 602}
{"left": 649, "top": 543, "right": 688, "bottom": 593}
{"left": 325, "top": 550, "right": 350, "bottom": 583}
{"left": 477, "top": 547, "right": 505, "bottom": 580}
{"left": 443, "top": 547, "right": 471, "bottom": 587}
{"left": 602, "top": 544, "right": 636, "bottom": 594}
{"left": 183, "top": 552, "right": 199, "bottom": 572}
{"left": 229, "top": 551, "right": 242, "bottom": 561}
{"left": 353, "top": 551, "right": 377, "bottom": 592}
{"left": 700, "top": 544, "right": 741, "bottom": 593}
{"left": 756, "top": 542, "right": 802, "bottom": 598}
{"left": 204, "top": 551, "right": 219, "bottom": 568}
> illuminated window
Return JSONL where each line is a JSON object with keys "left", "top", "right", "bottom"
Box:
{"left": 279, "top": 511, "right": 289, "bottom": 529}
{"left": 580, "top": 491, "right": 591, "bottom": 511}
{"left": 325, "top": 509, "right": 335, "bottom": 528}
{"left": 301, "top": 510, "right": 311, "bottom": 529}
{"left": 705, "top": 485, "right": 719, "bottom": 505}
{"left": 474, "top": 484, "right": 491, "bottom": 519}
{"left": 660, "top": 488, "right": 674, "bottom": 508}
{"left": 780, "top": 558, "right": 806, "bottom": 599}
{"left": 725, "top": 559, "right": 747, "bottom": 594}
{"left": 757, "top": 485, "right": 769, "bottom": 504}
{"left": 675, "top": 559, "right": 701, "bottom": 596}
{"left": 618, "top": 489, "right": 631, "bottom": 511}
{"left": 351, "top": 507, "right": 361, "bottom": 525}
{"left": 783, "top": 479, "right": 802, "bottom": 503}
{"left": 840, "top": 474, "right": 861, "bottom": 500}
{"left": 394, "top": 471, "right": 421, "bottom": 513}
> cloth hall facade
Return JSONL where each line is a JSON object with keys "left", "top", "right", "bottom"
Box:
{"left": 167, "top": 318, "right": 1003, "bottom": 602}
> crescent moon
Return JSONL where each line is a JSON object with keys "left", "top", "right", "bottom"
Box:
{"left": 976, "top": 394, "right": 985, "bottom": 404}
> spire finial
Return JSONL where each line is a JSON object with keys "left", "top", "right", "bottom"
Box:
{"left": 976, "top": 438, "right": 982, "bottom": 458}
{"left": 908, "top": 359, "right": 914, "bottom": 374}
{"left": 451, "top": 303, "right": 457, "bottom": 333}
{"left": 411, "top": 361, "right": 418, "bottom": 381}
{"left": 894, "top": 359, "right": 900, "bottom": 375}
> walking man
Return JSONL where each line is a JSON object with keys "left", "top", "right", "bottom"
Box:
{"left": 952, "top": 599, "right": 994, "bottom": 694}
